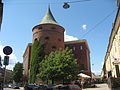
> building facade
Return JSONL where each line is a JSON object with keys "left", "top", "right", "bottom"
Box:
{"left": 102, "top": 0, "right": 120, "bottom": 79}
{"left": 65, "top": 40, "right": 91, "bottom": 76}
{"left": 23, "top": 8, "right": 91, "bottom": 82}
{"left": 23, "top": 43, "right": 31, "bottom": 81}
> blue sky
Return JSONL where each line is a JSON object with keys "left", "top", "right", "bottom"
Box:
{"left": 0, "top": 0, "right": 118, "bottom": 75}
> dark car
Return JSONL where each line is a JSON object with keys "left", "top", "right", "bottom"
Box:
{"left": 45, "top": 85, "right": 56, "bottom": 90}
{"left": 11, "top": 84, "right": 19, "bottom": 89}
{"left": 56, "top": 84, "right": 82, "bottom": 90}
{"left": 24, "top": 84, "right": 46, "bottom": 90}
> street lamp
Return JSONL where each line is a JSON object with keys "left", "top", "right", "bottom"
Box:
{"left": 63, "top": 3, "right": 70, "bottom": 9}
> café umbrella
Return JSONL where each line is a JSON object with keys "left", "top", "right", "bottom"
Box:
{"left": 78, "top": 73, "right": 91, "bottom": 78}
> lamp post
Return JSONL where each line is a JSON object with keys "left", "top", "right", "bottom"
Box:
{"left": 63, "top": 3, "right": 70, "bottom": 9}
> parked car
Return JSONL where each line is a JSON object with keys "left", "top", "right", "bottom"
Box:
{"left": 56, "top": 84, "right": 82, "bottom": 90}
{"left": 24, "top": 84, "right": 44, "bottom": 90}
{"left": 11, "top": 84, "right": 19, "bottom": 89}
{"left": 8, "top": 84, "right": 12, "bottom": 88}
{"left": 3, "top": 84, "right": 8, "bottom": 88}
{"left": 45, "top": 85, "right": 56, "bottom": 90}
{"left": 24, "top": 84, "right": 36, "bottom": 90}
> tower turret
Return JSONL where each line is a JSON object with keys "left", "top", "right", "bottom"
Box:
{"left": 32, "top": 7, "right": 65, "bottom": 54}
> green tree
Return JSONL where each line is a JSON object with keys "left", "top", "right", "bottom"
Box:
{"left": 29, "top": 40, "right": 45, "bottom": 83}
{"left": 38, "top": 48, "right": 79, "bottom": 84}
{"left": 12, "top": 62, "right": 23, "bottom": 84}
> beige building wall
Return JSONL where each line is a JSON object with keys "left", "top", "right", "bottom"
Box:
{"left": 102, "top": 1, "right": 120, "bottom": 78}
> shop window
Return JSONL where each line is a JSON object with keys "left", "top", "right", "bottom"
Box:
{"left": 115, "top": 65, "right": 120, "bottom": 77}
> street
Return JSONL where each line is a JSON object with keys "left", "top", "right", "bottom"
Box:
{"left": 3, "top": 83, "right": 111, "bottom": 90}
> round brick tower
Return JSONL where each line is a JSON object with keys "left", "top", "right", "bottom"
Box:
{"left": 32, "top": 7, "right": 65, "bottom": 54}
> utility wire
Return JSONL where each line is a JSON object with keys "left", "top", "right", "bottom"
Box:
{"left": 3, "top": 0, "right": 92, "bottom": 4}
{"left": 66, "top": 0, "right": 92, "bottom": 3}
{"left": 81, "top": 8, "right": 117, "bottom": 38}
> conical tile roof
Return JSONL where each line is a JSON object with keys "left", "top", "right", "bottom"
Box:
{"left": 40, "top": 7, "right": 58, "bottom": 25}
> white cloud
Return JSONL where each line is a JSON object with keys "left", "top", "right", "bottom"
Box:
{"left": 64, "top": 31, "right": 78, "bottom": 41}
{"left": 82, "top": 24, "right": 87, "bottom": 30}
{"left": 0, "top": 41, "right": 18, "bottom": 70}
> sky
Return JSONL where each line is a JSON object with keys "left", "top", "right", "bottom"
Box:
{"left": 0, "top": 0, "right": 118, "bottom": 75}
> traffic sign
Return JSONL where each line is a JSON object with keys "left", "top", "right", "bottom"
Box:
{"left": 3, "top": 46, "right": 12, "bottom": 55}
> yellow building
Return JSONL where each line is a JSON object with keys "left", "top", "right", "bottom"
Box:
{"left": 102, "top": 0, "right": 120, "bottom": 79}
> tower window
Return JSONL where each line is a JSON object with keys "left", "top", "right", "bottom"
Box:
{"left": 52, "top": 46, "right": 57, "bottom": 49}
{"left": 51, "top": 27, "right": 56, "bottom": 29}
{"left": 34, "top": 38, "right": 38, "bottom": 41}
{"left": 44, "top": 37, "right": 49, "bottom": 40}
{"left": 38, "top": 26, "right": 42, "bottom": 29}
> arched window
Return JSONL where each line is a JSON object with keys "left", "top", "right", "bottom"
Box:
{"left": 34, "top": 38, "right": 38, "bottom": 41}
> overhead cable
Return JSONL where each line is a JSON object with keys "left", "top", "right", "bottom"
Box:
{"left": 81, "top": 8, "right": 117, "bottom": 38}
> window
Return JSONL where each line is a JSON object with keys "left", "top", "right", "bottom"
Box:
{"left": 80, "top": 54, "right": 84, "bottom": 60}
{"left": 80, "top": 45, "right": 83, "bottom": 50}
{"left": 118, "top": 30, "right": 120, "bottom": 41}
{"left": 81, "top": 64, "right": 85, "bottom": 70}
{"left": 52, "top": 46, "right": 57, "bottom": 49}
{"left": 115, "top": 65, "right": 120, "bottom": 77}
{"left": 44, "top": 37, "right": 49, "bottom": 40}
{"left": 51, "top": 27, "right": 56, "bottom": 29}
{"left": 73, "top": 46, "right": 75, "bottom": 50}
{"left": 58, "top": 38, "right": 61, "bottom": 41}
{"left": 34, "top": 38, "right": 38, "bottom": 41}
{"left": 38, "top": 26, "right": 42, "bottom": 29}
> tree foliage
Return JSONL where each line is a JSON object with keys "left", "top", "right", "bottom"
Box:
{"left": 29, "top": 40, "right": 45, "bottom": 83}
{"left": 12, "top": 62, "right": 23, "bottom": 84}
{"left": 38, "top": 48, "right": 79, "bottom": 84}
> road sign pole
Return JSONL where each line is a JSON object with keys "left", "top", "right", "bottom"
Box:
{"left": 3, "top": 65, "right": 6, "bottom": 85}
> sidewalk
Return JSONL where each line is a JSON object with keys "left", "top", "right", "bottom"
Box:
{"left": 83, "top": 83, "right": 111, "bottom": 90}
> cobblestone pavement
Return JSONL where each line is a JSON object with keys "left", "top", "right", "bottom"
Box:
{"left": 83, "top": 83, "right": 111, "bottom": 90}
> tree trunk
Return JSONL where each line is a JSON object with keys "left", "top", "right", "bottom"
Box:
{"left": 52, "top": 79, "right": 54, "bottom": 85}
